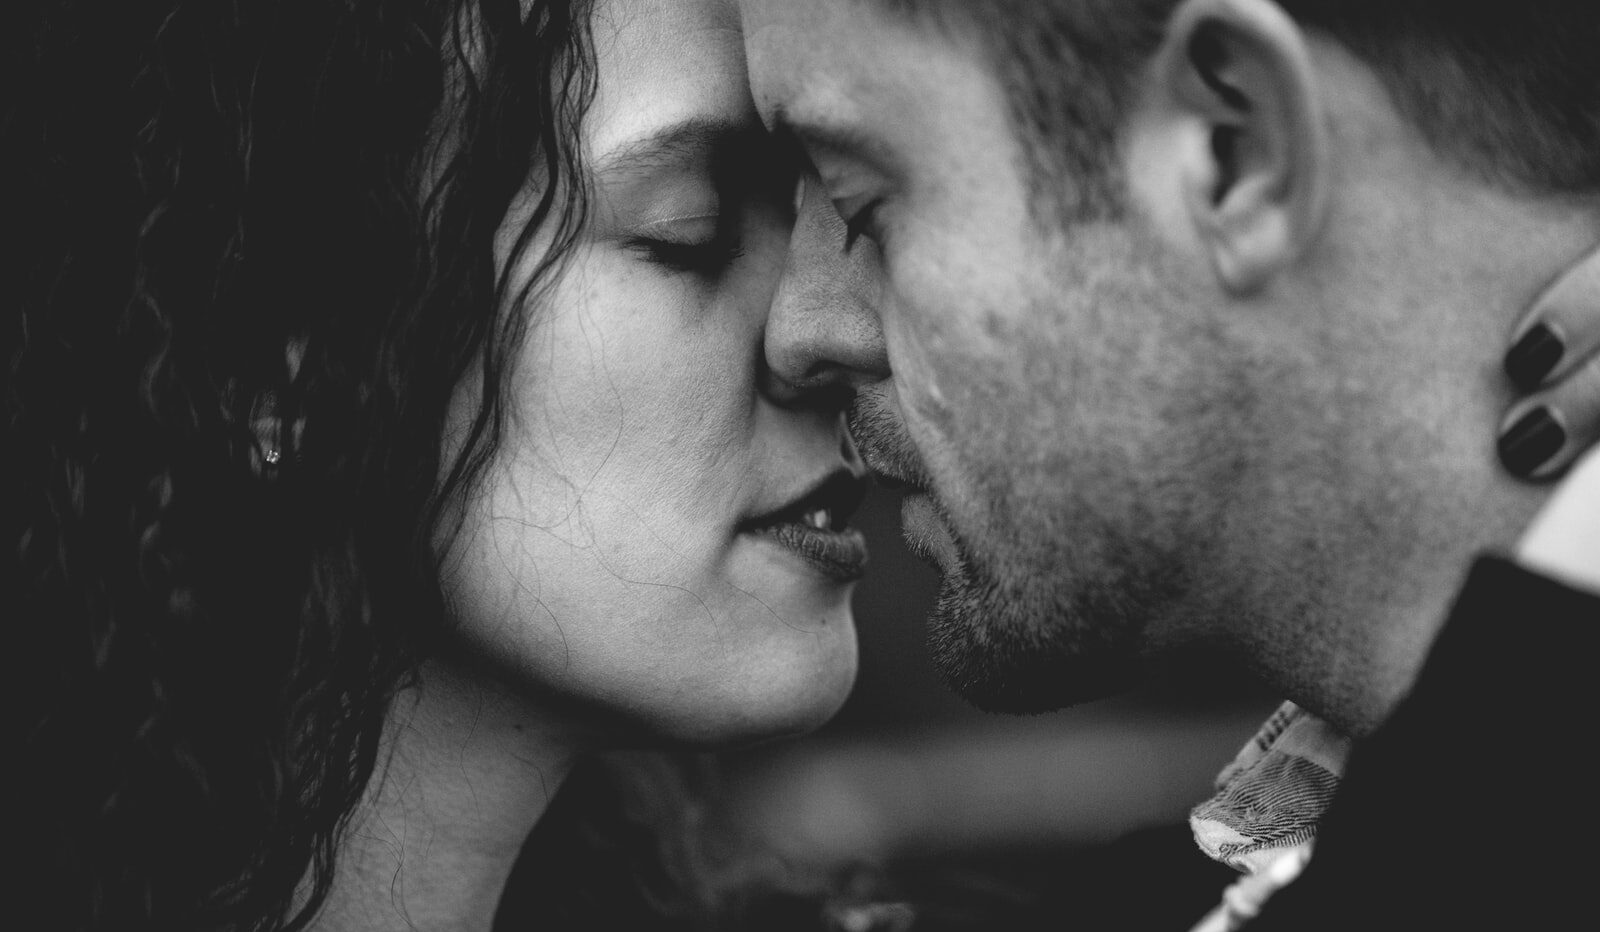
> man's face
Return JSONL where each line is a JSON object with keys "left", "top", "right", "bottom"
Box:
{"left": 745, "top": 0, "right": 1278, "bottom": 711}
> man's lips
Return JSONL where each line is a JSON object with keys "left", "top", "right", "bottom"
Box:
{"left": 870, "top": 469, "right": 922, "bottom": 493}
{"left": 900, "top": 490, "right": 956, "bottom": 571}
{"left": 846, "top": 394, "right": 932, "bottom": 493}
{"left": 853, "top": 439, "right": 927, "bottom": 493}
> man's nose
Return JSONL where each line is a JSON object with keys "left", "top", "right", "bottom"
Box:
{"left": 762, "top": 180, "right": 889, "bottom": 409}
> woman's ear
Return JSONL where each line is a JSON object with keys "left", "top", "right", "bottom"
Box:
{"left": 1150, "top": 0, "right": 1330, "bottom": 294}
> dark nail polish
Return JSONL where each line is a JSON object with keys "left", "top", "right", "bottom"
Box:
{"left": 1497, "top": 406, "right": 1566, "bottom": 477}
{"left": 1503, "top": 323, "right": 1564, "bottom": 388}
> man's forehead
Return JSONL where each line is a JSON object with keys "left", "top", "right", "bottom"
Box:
{"left": 742, "top": 0, "right": 928, "bottom": 126}
{"left": 742, "top": 0, "right": 1003, "bottom": 160}
{"left": 741, "top": 0, "right": 846, "bottom": 97}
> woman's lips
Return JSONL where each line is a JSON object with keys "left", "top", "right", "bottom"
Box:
{"left": 755, "top": 520, "right": 870, "bottom": 582}
{"left": 740, "top": 468, "right": 870, "bottom": 582}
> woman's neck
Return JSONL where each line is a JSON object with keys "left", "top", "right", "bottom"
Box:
{"left": 308, "top": 656, "right": 583, "bottom": 932}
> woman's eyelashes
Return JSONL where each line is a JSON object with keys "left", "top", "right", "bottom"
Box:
{"left": 614, "top": 138, "right": 799, "bottom": 278}
{"left": 625, "top": 216, "right": 745, "bottom": 275}
{"left": 625, "top": 184, "right": 796, "bottom": 277}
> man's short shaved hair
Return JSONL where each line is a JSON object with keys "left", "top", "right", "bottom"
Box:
{"left": 876, "top": 0, "right": 1600, "bottom": 222}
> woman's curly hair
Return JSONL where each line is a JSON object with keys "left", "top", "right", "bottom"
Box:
{"left": 6, "top": 1, "right": 594, "bottom": 929}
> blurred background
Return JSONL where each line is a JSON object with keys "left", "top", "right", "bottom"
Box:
{"left": 712, "top": 485, "right": 1281, "bottom": 924}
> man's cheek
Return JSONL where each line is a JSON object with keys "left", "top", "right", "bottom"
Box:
{"left": 892, "top": 338, "right": 978, "bottom": 483}
{"left": 880, "top": 298, "right": 950, "bottom": 418}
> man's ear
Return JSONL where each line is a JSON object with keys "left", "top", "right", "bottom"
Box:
{"left": 1151, "top": 0, "right": 1329, "bottom": 294}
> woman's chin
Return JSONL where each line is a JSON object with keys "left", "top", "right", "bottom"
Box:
{"left": 671, "top": 686, "right": 855, "bottom": 750}
{"left": 650, "top": 616, "right": 859, "bottom": 749}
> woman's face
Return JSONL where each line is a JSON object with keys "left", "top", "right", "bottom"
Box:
{"left": 442, "top": 0, "right": 864, "bottom": 746}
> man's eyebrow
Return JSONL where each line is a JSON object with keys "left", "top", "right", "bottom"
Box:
{"left": 594, "top": 116, "right": 755, "bottom": 180}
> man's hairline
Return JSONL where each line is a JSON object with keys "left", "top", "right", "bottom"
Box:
{"left": 850, "top": 0, "right": 1137, "bottom": 228}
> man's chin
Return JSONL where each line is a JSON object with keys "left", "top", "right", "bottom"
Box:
{"left": 923, "top": 552, "right": 1144, "bottom": 714}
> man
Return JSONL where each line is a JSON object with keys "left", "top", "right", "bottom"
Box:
{"left": 744, "top": 0, "right": 1600, "bottom": 928}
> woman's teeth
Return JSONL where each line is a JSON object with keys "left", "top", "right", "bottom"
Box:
{"left": 803, "top": 508, "right": 832, "bottom": 530}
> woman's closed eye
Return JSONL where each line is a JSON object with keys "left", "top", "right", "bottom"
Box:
{"left": 625, "top": 214, "right": 745, "bottom": 276}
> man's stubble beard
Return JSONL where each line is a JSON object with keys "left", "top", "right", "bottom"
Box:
{"left": 850, "top": 389, "right": 1193, "bottom": 715}
{"left": 921, "top": 481, "right": 1186, "bottom": 714}
{"left": 855, "top": 220, "right": 1238, "bottom": 714}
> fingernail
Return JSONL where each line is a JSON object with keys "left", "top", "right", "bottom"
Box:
{"left": 1497, "top": 406, "right": 1566, "bottom": 478}
{"left": 1503, "top": 323, "right": 1564, "bottom": 388}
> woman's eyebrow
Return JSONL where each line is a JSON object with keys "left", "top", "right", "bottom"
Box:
{"left": 595, "top": 115, "right": 754, "bottom": 182}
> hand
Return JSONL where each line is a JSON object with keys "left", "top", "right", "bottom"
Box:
{"left": 1498, "top": 259, "right": 1600, "bottom": 480}
{"left": 1516, "top": 445, "right": 1600, "bottom": 594}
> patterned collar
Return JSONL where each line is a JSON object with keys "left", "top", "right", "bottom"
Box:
{"left": 1187, "top": 701, "right": 1353, "bottom": 931}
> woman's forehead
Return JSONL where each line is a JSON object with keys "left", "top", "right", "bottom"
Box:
{"left": 585, "top": 0, "right": 754, "bottom": 165}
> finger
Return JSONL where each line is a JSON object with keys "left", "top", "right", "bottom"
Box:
{"left": 1498, "top": 346, "right": 1600, "bottom": 480}
{"left": 1503, "top": 247, "right": 1600, "bottom": 389}
{"left": 1516, "top": 445, "right": 1600, "bottom": 594}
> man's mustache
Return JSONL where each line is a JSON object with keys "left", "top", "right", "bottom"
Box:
{"left": 848, "top": 390, "right": 934, "bottom": 491}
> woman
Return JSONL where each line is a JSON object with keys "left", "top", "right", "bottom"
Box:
{"left": 11, "top": 0, "right": 896, "bottom": 929}
{"left": 318, "top": 0, "right": 876, "bottom": 926}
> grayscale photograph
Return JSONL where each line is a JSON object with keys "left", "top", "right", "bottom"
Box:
{"left": 11, "top": 1, "right": 1599, "bottom": 930}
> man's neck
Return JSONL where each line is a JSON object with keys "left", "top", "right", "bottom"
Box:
{"left": 1267, "top": 183, "right": 1599, "bottom": 739}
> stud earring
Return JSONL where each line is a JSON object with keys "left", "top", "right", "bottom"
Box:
{"left": 250, "top": 390, "right": 288, "bottom": 477}
{"left": 246, "top": 337, "right": 308, "bottom": 479}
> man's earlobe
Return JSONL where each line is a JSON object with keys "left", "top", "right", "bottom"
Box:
{"left": 1158, "top": 0, "right": 1329, "bottom": 294}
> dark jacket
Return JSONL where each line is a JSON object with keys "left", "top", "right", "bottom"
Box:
{"left": 1247, "top": 556, "right": 1600, "bottom": 931}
